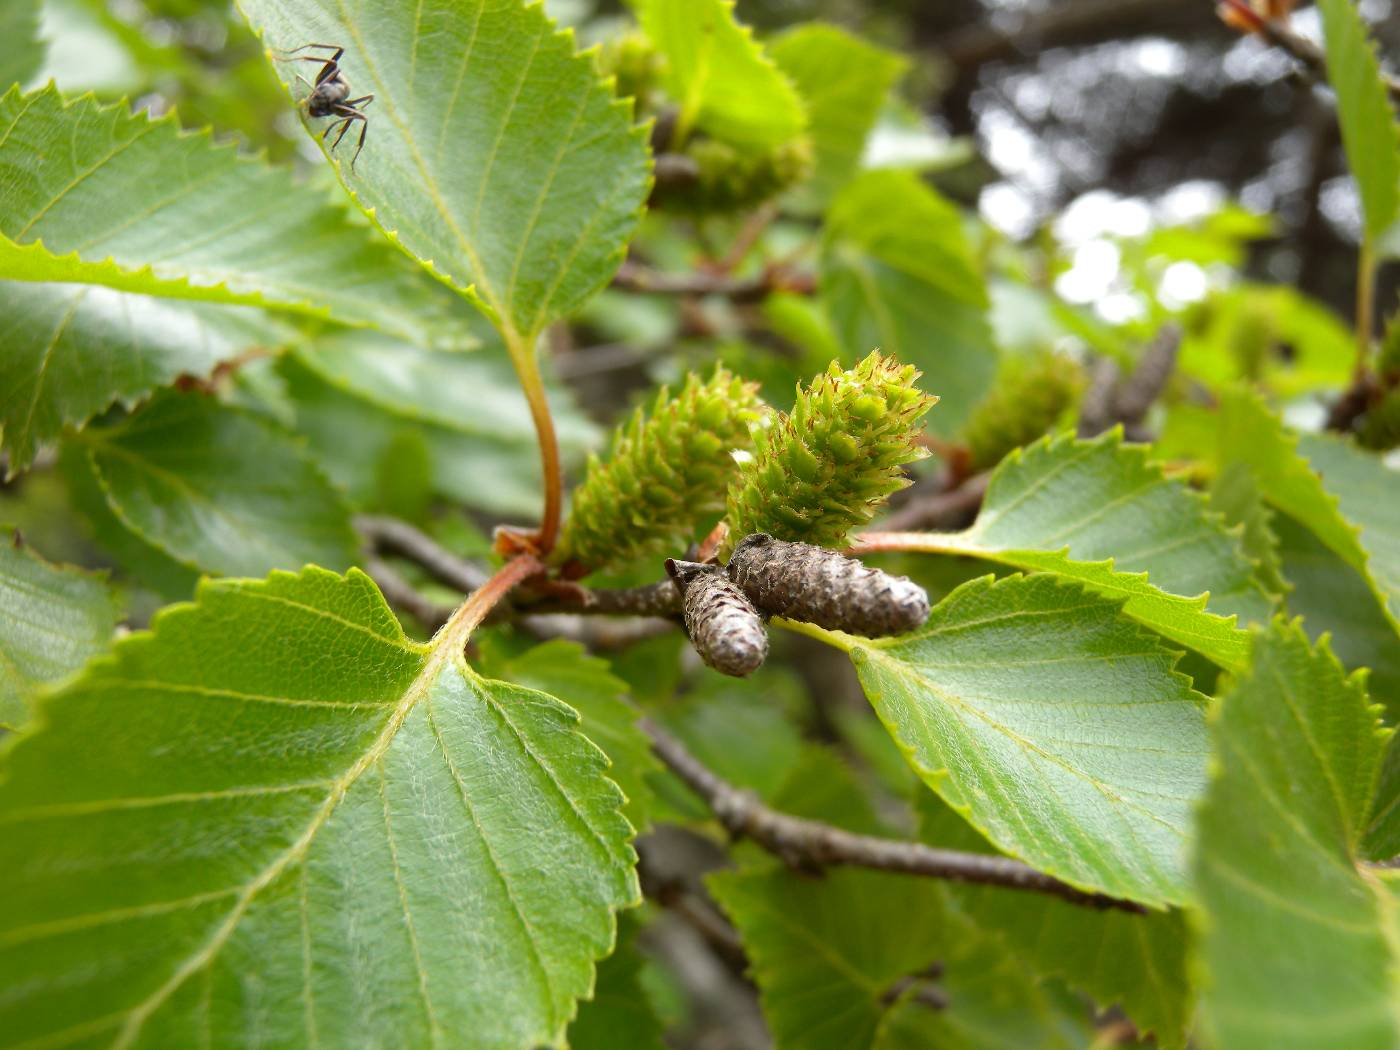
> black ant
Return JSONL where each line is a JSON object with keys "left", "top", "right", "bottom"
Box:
{"left": 276, "top": 44, "right": 373, "bottom": 169}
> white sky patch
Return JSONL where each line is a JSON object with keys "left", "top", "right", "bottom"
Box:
{"left": 1159, "top": 261, "right": 1210, "bottom": 309}
{"left": 980, "top": 183, "right": 1038, "bottom": 240}
{"left": 1055, "top": 239, "right": 1121, "bottom": 303}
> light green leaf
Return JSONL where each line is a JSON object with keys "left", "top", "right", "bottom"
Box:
{"left": 0, "top": 527, "right": 119, "bottom": 728}
{"left": 638, "top": 0, "right": 805, "bottom": 149}
{"left": 709, "top": 866, "right": 946, "bottom": 1050}
{"left": 822, "top": 170, "right": 996, "bottom": 435}
{"left": 917, "top": 790, "right": 1193, "bottom": 1048}
{"left": 770, "top": 24, "right": 905, "bottom": 208}
{"left": 1318, "top": 0, "right": 1400, "bottom": 240}
{"left": 1209, "top": 461, "right": 1288, "bottom": 599}
{"left": 0, "top": 0, "right": 43, "bottom": 88}
{"left": 481, "top": 638, "right": 659, "bottom": 834}
{"left": 837, "top": 573, "right": 1208, "bottom": 906}
{"left": 1193, "top": 619, "right": 1400, "bottom": 1050}
{"left": 880, "top": 431, "right": 1269, "bottom": 670}
{"left": 1219, "top": 388, "right": 1399, "bottom": 633}
{"left": 0, "top": 279, "right": 292, "bottom": 473}
{"left": 78, "top": 390, "right": 358, "bottom": 578}
{"left": 0, "top": 86, "right": 462, "bottom": 346}
{"left": 279, "top": 332, "right": 596, "bottom": 518}
{"left": 236, "top": 0, "right": 651, "bottom": 345}
{"left": 0, "top": 566, "right": 637, "bottom": 1048}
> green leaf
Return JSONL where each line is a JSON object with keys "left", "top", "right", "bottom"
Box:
{"left": 709, "top": 866, "right": 946, "bottom": 1050}
{"left": 0, "top": 566, "right": 637, "bottom": 1048}
{"left": 0, "top": 527, "right": 119, "bottom": 728}
{"left": 1193, "top": 619, "right": 1400, "bottom": 1050}
{"left": 822, "top": 170, "right": 996, "bottom": 435}
{"left": 0, "top": 86, "right": 462, "bottom": 346}
{"left": 480, "top": 638, "right": 659, "bottom": 834}
{"left": 839, "top": 573, "right": 1208, "bottom": 906}
{"left": 568, "top": 921, "right": 665, "bottom": 1050}
{"left": 78, "top": 390, "right": 358, "bottom": 578}
{"left": 1219, "top": 389, "right": 1399, "bottom": 633}
{"left": 279, "top": 332, "right": 596, "bottom": 518}
{"left": 0, "top": 279, "right": 291, "bottom": 473}
{"left": 917, "top": 790, "right": 1193, "bottom": 1048}
{"left": 638, "top": 0, "right": 805, "bottom": 149}
{"left": 769, "top": 24, "right": 905, "bottom": 208}
{"left": 0, "top": 0, "right": 43, "bottom": 88}
{"left": 1318, "top": 0, "right": 1400, "bottom": 240}
{"left": 1209, "top": 461, "right": 1288, "bottom": 599}
{"left": 886, "top": 431, "right": 1269, "bottom": 670}
{"left": 236, "top": 0, "right": 651, "bottom": 345}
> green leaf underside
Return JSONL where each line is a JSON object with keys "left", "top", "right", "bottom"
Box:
{"left": 916, "top": 791, "right": 1192, "bottom": 1048}
{"left": 771, "top": 24, "right": 905, "bottom": 209}
{"left": 279, "top": 333, "right": 595, "bottom": 517}
{"left": 481, "top": 639, "right": 659, "bottom": 834}
{"left": 80, "top": 391, "right": 358, "bottom": 579}
{"left": 1318, "top": 0, "right": 1400, "bottom": 240}
{"left": 0, "top": 567, "right": 637, "bottom": 1049}
{"left": 0, "top": 86, "right": 461, "bottom": 346}
{"left": 639, "top": 0, "right": 806, "bottom": 149}
{"left": 1193, "top": 620, "right": 1400, "bottom": 1050}
{"left": 893, "top": 431, "right": 1268, "bottom": 670}
{"left": 848, "top": 573, "right": 1208, "bottom": 906}
{"left": 822, "top": 170, "right": 996, "bottom": 435}
{"left": 236, "top": 0, "right": 651, "bottom": 343}
{"left": 0, "top": 0, "right": 43, "bottom": 89}
{"left": 0, "top": 527, "right": 119, "bottom": 728}
{"left": 1220, "top": 389, "right": 1399, "bottom": 633}
{"left": 0, "top": 280, "right": 291, "bottom": 474}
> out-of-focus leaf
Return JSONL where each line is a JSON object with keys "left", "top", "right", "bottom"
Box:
{"left": 822, "top": 170, "right": 996, "bottom": 435}
{"left": 0, "top": 526, "right": 118, "bottom": 728}
{"left": 0, "top": 86, "right": 462, "bottom": 346}
{"left": 481, "top": 639, "right": 659, "bottom": 833}
{"left": 0, "top": 566, "right": 637, "bottom": 1048}
{"left": 237, "top": 0, "right": 651, "bottom": 345}
{"left": 0, "top": 279, "right": 291, "bottom": 474}
{"left": 32, "top": 0, "right": 143, "bottom": 94}
{"left": 1209, "top": 461, "right": 1288, "bottom": 599}
{"left": 568, "top": 923, "right": 665, "bottom": 1050}
{"left": 1193, "top": 619, "right": 1399, "bottom": 1050}
{"left": 1318, "top": 0, "right": 1400, "bottom": 239}
{"left": 278, "top": 332, "right": 596, "bottom": 518}
{"left": 0, "top": 0, "right": 43, "bottom": 88}
{"left": 637, "top": 0, "right": 805, "bottom": 149}
{"left": 770, "top": 24, "right": 905, "bottom": 208}
{"left": 78, "top": 391, "right": 358, "bottom": 578}
{"left": 881, "top": 431, "right": 1269, "bottom": 669}
{"left": 839, "top": 573, "right": 1207, "bottom": 906}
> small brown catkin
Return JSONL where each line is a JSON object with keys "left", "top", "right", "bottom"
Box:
{"left": 666, "top": 559, "right": 769, "bottom": 677}
{"left": 726, "top": 534, "right": 930, "bottom": 637}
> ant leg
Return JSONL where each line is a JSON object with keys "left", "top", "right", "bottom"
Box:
{"left": 274, "top": 43, "right": 343, "bottom": 58}
{"left": 343, "top": 94, "right": 374, "bottom": 109}
{"left": 323, "top": 117, "right": 351, "bottom": 148}
{"left": 352, "top": 115, "right": 369, "bottom": 170}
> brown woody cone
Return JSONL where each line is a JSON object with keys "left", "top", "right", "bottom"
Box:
{"left": 726, "top": 534, "right": 930, "bottom": 637}
{"left": 666, "top": 559, "right": 769, "bottom": 677}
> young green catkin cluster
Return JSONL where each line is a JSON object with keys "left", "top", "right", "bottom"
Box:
{"left": 554, "top": 368, "right": 764, "bottom": 574}
{"left": 961, "top": 350, "right": 1083, "bottom": 472}
{"left": 724, "top": 351, "right": 937, "bottom": 552}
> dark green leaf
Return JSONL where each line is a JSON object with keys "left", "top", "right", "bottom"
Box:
{"left": 0, "top": 566, "right": 637, "bottom": 1048}
{"left": 568, "top": 921, "right": 665, "bottom": 1050}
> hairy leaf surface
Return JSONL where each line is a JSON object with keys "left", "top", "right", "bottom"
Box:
{"left": 822, "top": 170, "right": 996, "bottom": 434}
{"left": 0, "top": 567, "right": 637, "bottom": 1049}
{"left": 1194, "top": 620, "right": 1400, "bottom": 1049}
{"left": 237, "top": 0, "right": 651, "bottom": 344}
{"left": 0, "top": 527, "right": 119, "bottom": 728}
{"left": 875, "top": 431, "right": 1269, "bottom": 669}
{"left": 843, "top": 574, "right": 1208, "bottom": 906}
{"left": 0, "top": 279, "right": 291, "bottom": 473}
{"left": 1318, "top": 0, "right": 1400, "bottom": 239}
{"left": 0, "top": 86, "right": 461, "bottom": 345}
{"left": 638, "top": 0, "right": 806, "bottom": 149}
{"left": 79, "top": 391, "right": 358, "bottom": 578}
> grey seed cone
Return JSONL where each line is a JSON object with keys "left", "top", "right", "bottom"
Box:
{"left": 727, "top": 534, "right": 930, "bottom": 637}
{"left": 667, "top": 559, "right": 769, "bottom": 677}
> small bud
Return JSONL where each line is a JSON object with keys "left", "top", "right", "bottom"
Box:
{"left": 727, "top": 534, "right": 930, "bottom": 638}
{"left": 667, "top": 559, "right": 769, "bottom": 677}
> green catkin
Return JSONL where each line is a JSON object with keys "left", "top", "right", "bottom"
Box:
{"left": 961, "top": 351, "right": 1084, "bottom": 472}
{"left": 724, "top": 351, "right": 937, "bottom": 553}
{"left": 651, "top": 136, "right": 813, "bottom": 214}
{"left": 554, "top": 368, "right": 765, "bottom": 574}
